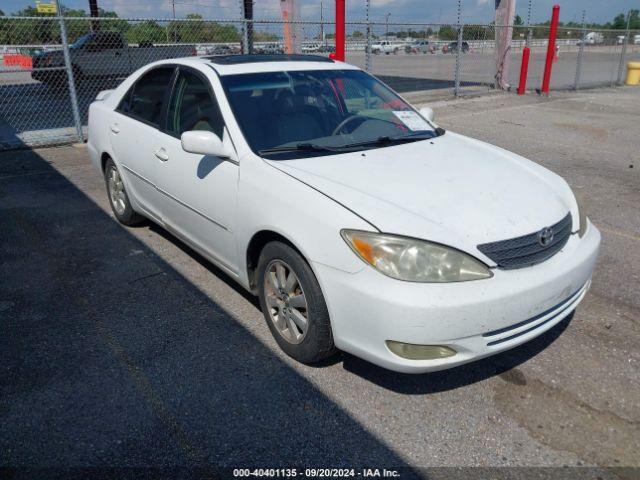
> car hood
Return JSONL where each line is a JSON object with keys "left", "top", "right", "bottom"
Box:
{"left": 266, "top": 132, "right": 578, "bottom": 264}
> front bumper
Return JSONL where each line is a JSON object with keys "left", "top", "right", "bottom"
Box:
{"left": 313, "top": 222, "right": 601, "bottom": 373}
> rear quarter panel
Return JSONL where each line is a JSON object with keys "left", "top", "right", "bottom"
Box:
{"left": 87, "top": 100, "right": 115, "bottom": 173}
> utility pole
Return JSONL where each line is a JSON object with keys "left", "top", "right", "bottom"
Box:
{"left": 616, "top": 10, "right": 631, "bottom": 85}
{"left": 54, "top": 0, "right": 83, "bottom": 142}
{"left": 171, "top": 0, "right": 176, "bottom": 42}
{"left": 574, "top": 9, "right": 586, "bottom": 90}
{"left": 385, "top": 13, "right": 391, "bottom": 41}
{"left": 88, "top": 0, "right": 99, "bottom": 31}
{"left": 320, "top": 0, "right": 325, "bottom": 47}
{"left": 365, "top": 0, "right": 371, "bottom": 71}
{"left": 526, "top": 0, "right": 533, "bottom": 45}
{"left": 241, "top": 0, "right": 253, "bottom": 54}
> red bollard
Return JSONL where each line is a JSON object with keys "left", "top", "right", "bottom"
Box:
{"left": 334, "top": 0, "right": 345, "bottom": 62}
{"left": 541, "top": 4, "right": 560, "bottom": 95}
{"left": 517, "top": 46, "right": 531, "bottom": 95}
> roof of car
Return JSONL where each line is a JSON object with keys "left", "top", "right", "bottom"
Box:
{"left": 187, "top": 54, "right": 360, "bottom": 76}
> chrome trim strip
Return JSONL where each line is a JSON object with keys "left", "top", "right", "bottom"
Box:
{"left": 157, "top": 188, "right": 231, "bottom": 232}
{"left": 121, "top": 164, "right": 230, "bottom": 232}
{"left": 122, "top": 164, "right": 157, "bottom": 189}
{"left": 483, "top": 282, "right": 588, "bottom": 345}
{"left": 163, "top": 223, "right": 238, "bottom": 277}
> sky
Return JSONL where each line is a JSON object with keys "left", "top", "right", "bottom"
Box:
{"left": 1, "top": 0, "right": 637, "bottom": 25}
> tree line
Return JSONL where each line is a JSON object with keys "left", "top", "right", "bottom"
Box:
{"left": 0, "top": 7, "right": 277, "bottom": 45}
{"left": 357, "top": 10, "right": 639, "bottom": 41}
{"left": 1, "top": 6, "right": 637, "bottom": 46}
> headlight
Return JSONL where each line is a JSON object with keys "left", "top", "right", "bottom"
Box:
{"left": 574, "top": 190, "right": 588, "bottom": 238}
{"left": 341, "top": 230, "right": 493, "bottom": 283}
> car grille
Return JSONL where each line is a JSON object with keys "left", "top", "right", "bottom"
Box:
{"left": 477, "top": 213, "right": 572, "bottom": 269}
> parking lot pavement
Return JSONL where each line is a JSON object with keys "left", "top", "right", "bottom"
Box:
{"left": 1, "top": 87, "right": 639, "bottom": 475}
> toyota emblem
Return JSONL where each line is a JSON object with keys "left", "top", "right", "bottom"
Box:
{"left": 538, "top": 227, "right": 554, "bottom": 247}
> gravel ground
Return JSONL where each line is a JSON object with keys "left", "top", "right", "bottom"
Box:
{"left": 1, "top": 86, "right": 638, "bottom": 478}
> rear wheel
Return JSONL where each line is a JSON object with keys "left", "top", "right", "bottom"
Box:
{"left": 257, "top": 241, "right": 336, "bottom": 364}
{"left": 104, "top": 158, "right": 143, "bottom": 226}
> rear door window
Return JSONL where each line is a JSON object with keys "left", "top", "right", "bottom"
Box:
{"left": 117, "top": 67, "right": 174, "bottom": 127}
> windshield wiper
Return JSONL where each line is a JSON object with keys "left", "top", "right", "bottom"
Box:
{"left": 339, "top": 128, "right": 445, "bottom": 150}
{"left": 258, "top": 143, "right": 344, "bottom": 156}
{"left": 259, "top": 128, "right": 446, "bottom": 156}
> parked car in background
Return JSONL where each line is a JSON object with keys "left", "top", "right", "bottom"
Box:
{"left": 301, "top": 43, "right": 321, "bottom": 53}
{"left": 32, "top": 31, "right": 195, "bottom": 86}
{"left": 206, "top": 44, "right": 240, "bottom": 56}
{"left": 405, "top": 40, "right": 435, "bottom": 54}
{"left": 582, "top": 32, "right": 604, "bottom": 45}
{"left": 634, "top": 34, "right": 640, "bottom": 45}
{"left": 317, "top": 44, "right": 335, "bottom": 53}
{"left": 87, "top": 54, "right": 600, "bottom": 373}
{"left": 255, "top": 43, "right": 284, "bottom": 55}
{"left": 368, "top": 40, "right": 399, "bottom": 55}
{"left": 443, "top": 41, "right": 470, "bottom": 54}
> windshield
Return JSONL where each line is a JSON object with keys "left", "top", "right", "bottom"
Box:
{"left": 221, "top": 69, "right": 436, "bottom": 158}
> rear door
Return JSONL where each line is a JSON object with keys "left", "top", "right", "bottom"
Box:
{"left": 109, "top": 66, "right": 175, "bottom": 222}
{"left": 153, "top": 66, "right": 239, "bottom": 272}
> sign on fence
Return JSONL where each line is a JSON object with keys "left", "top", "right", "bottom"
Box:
{"left": 35, "top": 1, "right": 57, "bottom": 14}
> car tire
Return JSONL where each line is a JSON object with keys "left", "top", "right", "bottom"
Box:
{"left": 257, "top": 241, "right": 336, "bottom": 364}
{"left": 103, "top": 158, "right": 143, "bottom": 226}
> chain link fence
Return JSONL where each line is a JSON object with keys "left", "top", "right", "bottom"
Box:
{"left": 1, "top": 14, "right": 638, "bottom": 150}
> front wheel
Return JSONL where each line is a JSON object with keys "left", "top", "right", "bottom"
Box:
{"left": 257, "top": 241, "right": 336, "bottom": 364}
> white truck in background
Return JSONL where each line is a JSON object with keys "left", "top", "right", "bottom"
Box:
{"left": 368, "top": 41, "right": 400, "bottom": 55}
{"left": 583, "top": 32, "right": 604, "bottom": 45}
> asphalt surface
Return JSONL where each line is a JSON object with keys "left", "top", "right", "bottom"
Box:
{"left": 1, "top": 87, "right": 639, "bottom": 478}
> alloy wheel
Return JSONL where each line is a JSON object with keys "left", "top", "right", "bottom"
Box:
{"left": 263, "top": 259, "right": 309, "bottom": 345}
{"left": 107, "top": 165, "right": 126, "bottom": 216}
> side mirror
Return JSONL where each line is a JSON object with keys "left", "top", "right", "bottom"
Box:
{"left": 181, "top": 130, "right": 232, "bottom": 158}
{"left": 419, "top": 107, "right": 435, "bottom": 122}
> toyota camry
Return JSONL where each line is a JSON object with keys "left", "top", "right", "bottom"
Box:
{"left": 87, "top": 54, "right": 601, "bottom": 373}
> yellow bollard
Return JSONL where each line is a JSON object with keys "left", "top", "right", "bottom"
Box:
{"left": 626, "top": 62, "right": 640, "bottom": 86}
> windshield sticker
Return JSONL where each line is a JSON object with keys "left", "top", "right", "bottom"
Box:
{"left": 392, "top": 111, "right": 431, "bottom": 131}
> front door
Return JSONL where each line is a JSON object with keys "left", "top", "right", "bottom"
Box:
{"left": 154, "top": 67, "right": 239, "bottom": 273}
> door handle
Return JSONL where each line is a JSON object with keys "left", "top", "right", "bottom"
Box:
{"left": 154, "top": 148, "right": 169, "bottom": 161}
{"left": 109, "top": 124, "right": 120, "bottom": 134}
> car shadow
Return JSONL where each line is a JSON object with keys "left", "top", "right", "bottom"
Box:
{"left": 0, "top": 146, "right": 420, "bottom": 475}
{"left": 342, "top": 313, "right": 574, "bottom": 394}
{"left": 196, "top": 155, "right": 225, "bottom": 179}
{"left": 146, "top": 221, "right": 347, "bottom": 370}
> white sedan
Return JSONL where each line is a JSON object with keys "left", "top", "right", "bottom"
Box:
{"left": 87, "top": 54, "right": 601, "bottom": 373}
